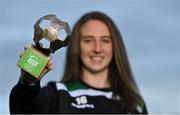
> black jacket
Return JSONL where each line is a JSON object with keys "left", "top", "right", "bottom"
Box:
{"left": 10, "top": 80, "right": 148, "bottom": 114}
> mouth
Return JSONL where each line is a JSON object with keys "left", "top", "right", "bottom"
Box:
{"left": 90, "top": 56, "right": 103, "bottom": 63}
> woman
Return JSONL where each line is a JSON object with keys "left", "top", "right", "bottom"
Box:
{"left": 10, "top": 11, "right": 148, "bottom": 114}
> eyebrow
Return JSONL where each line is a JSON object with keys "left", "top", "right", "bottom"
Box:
{"left": 81, "top": 35, "right": 94, "bottom": 39}
{"left": 81, "top": 35, "right": 111, "bottom": 39}
{"left": 101, "top": 36, "right": 111, "bottom": 39}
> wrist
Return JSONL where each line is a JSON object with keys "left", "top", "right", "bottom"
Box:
{"left": 19, "top": 75, "right": 39, "bottom": 86}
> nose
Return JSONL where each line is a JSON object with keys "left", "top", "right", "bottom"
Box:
{"left": 94, "top": 41, "right": 102, "bottom": 53}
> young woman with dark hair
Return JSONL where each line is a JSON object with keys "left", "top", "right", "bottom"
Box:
{"left": 10, "top": 11, "right": 148, "bottom": 114}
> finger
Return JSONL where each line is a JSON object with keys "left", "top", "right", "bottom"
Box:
{"left": 48, "top": 60, "right": 53, "bottom": 66}
{"left": 38, "top": 62, "right": 53, "bottom": 80}
{"left": 24, "top": 46, "right": 28, "bottom": 50}
{"left": 47, "top": 58, "right": 53, "bottom": 70}
{"left": 19, "top": 52, "right": 24, "bottom": 58}
{"left": 24, "top": 45, "right": 31, "bottom": 51}
{"left": 38, "top": 68, "right": 51, "bottom": 80}
{"left": 48, "top": 59, "right": 52, "bottom": 64}
{"left": 48, "top": 63, "right": 53, "bottom": 70}
{"left": 47, "top": 56, "right": 52, "bottom": 61}
{"left": 45, "top": 61, "right": 53, "bottom": 70}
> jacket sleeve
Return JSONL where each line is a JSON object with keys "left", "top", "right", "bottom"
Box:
{"left": 140, "top": 97, "right": 148, "bottom": 114}
{"left": 9, "top": 80, "right": 58, "bottom": 114}
{"left": 135, "top": 96, "right": 148, "bottom": 114}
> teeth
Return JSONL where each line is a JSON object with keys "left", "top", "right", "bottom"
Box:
{"left": 91, "top": 57, "right": 102, "bottom": 61}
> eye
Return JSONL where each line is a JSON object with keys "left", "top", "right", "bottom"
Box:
{"left": 83, "top": 39, "right": 92, "bottom": 43}
{"left": 102, "top": 39, "right": 110, "bottom": 43}
{"left": 81, "top": 36, "right": 94, "bottom": 44}
{"left": 102, "top": 37, "right": 111, "bottom": 43}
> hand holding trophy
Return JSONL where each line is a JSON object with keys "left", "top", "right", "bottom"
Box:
{"left": 17, "top": 14, "right": 71, "bottom": 84}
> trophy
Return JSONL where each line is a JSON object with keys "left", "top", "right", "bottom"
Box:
{"left": 17, "top": 14, "right": 71, "bottom": 78}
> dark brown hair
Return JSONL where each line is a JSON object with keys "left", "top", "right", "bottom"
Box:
{"left": 61, "top": 11, "right": 141, "bottom": 112}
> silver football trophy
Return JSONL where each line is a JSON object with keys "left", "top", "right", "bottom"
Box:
{"left": 17, "top": 14, "right": 71, "bottom": 78}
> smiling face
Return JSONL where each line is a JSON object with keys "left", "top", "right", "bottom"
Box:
{"left": 80, "top": 20, "right": 113, "bottom": 74}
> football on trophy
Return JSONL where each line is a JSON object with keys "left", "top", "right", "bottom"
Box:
{"left": 33, "top": 14, "right": 71, "bottom": 55}
{"left": 17, "top": 14, "right": 71, "bottom": 78}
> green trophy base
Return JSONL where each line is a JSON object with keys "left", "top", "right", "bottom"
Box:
{"left": 17, "top": 45, "right": 49, "bottom": 78}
